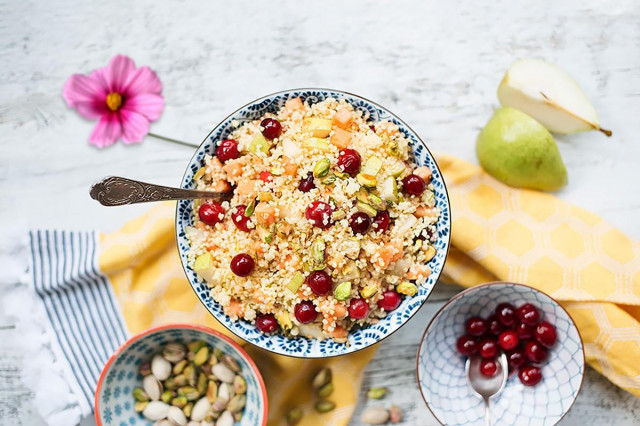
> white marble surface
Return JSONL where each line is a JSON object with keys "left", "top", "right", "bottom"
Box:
{"left": 1, "top": 0, "right": 640, "bottom": 424}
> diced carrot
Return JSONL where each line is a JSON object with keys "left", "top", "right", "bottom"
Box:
{"left": 225, "top": 299, "right": 244, "bottom": 317}
{"left": 222, "top": 161, "right": 243, "bottom": 182}
{"left": 414, "top": 166, "right": 432, "bottom": 184}
{"left": 282, "top": 156, "right": 299, "bottom": 176}
{"left": 330, "top": 127, "right": 351, "bottom": 149}
{"left": 285, "top": 97, "right": 304, "bottom": 111}
{"left": 252, "top": 240, "right": 265, "bottom": 254}
{"left": 296, "top": 287, "right": 307, "bottom": 298}
{"left": 377, "top": 121, "right": 399, "bottom": 136}
{"left": 334, "top": 304, "right": 347, "bottom": 320}
{"left": 278, "top": 253, "right": 293, "bottom": 269}
{"left": 213, "top": 180, "right": 232, "bottom": 193}
{"left": 333, "top": 108, "right": 353, "bottom": 130}
{"left": 277, "top": 203, "right": 297, "bottom": 220}
{"left": 255, "top": 203, "right": 276, "bottom": 227}
{"left": 378, "top": 240, "right": 403, "bottom": 269}
{"left": 204, "top": 242, "right": 219, "bottom": 251}
{"left": 253, "top": 288, "right": 268, "bottom": 304}
{"left": 236, "top": 180, "right": 258, "bottom": 196}
{"left": 328, "top": 325, "right": 348, "bottom": 339}
{"left": 407, "top": 264, "right": 432, "bottom": 280}
{"left": 414, "top": 206, "right": 437, "bottom": 219}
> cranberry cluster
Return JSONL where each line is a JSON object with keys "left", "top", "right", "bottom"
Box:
{"left": 456, "top": 302, "right": 557, "bottom": 387}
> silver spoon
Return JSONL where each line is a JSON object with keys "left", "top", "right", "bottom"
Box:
{"left": 465, "top": 353, "right": 508, "bottom": 426}
{"left": 90, "top": 176, "right": 233, "bottom": 206}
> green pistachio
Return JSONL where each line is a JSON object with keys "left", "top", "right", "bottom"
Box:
{"left": 396, "top": 282, "right": 418, "bottom": 296}
{"left": 233, "top": 375, "right": 247, "bottom": 394}
{"left": 334, "top": 171, "right": 350, "bottom": 179}
{"left": 313, "top": 158, "right": 331, "bottom": 178}
{"left": 172, "top": 359, "right": 188, "bottom": 376}
{"left": 317, "top": 382, "right": 334, "bottom": 398}
{"left": 227, "top": 394, "right": 246, "bottom": 413}
{"left": 187, "top": 341, "right": 207, "bottom": 353}
{"left": 177, "top": 386, "right": 200, "bottom": 401}
{"left": 356, "top": 201, "right": 377, "bottom": 217}
{"left": 161, "top": 390, "right": 174, "bottom": 404}
{"left": 367, "top": 194, "right": 386, "bottom": 211}
{"left": 206, "top": 380, "right": 218, "bottom": 403}
{"left": 132, "top": 387, "right": 149, "bottom": 402}
{"left": 360, "top": 285, "right": 378, "bottom": 299}
{"left": 197, "top": 372, "right": 208, "bottom": 394}
{"left": 423, "top": 245, "right": 437, "bottom": 261}
{"left": 331, "top": 210, "right": 346, "bottom": 221}
{"left": 315, "top": 400, "right": 336, "bottom": 413}
{"left": 244, "top": 198, "right": 256, "bottom": 217}
{"left": 172, "top": 395, "right": 188, "bottom": 408}
{"left": 311, "top": 239, "right": 326, "bottom": 264}
{"left": 183, "top": 364, "right": 196, "bottom": 386}
{"left": 385, "top": 136, "right": 401, "bottom": 157}
{"left": 321, "top": 174, "right": 336, "bottom": 185}
{"left": 334, "top": 281, "right": 352, "bottom": 301}
{"left": 357, "top": 173, "right": 377, "bottom": 188}
{"left": 367, "top": 387, "right": 388, "bottom": 399}
{"left": 134, "top": 401, "right": 148, "bottom": 412}
{"left": 275, "top": 311, "right": 293, "bottom": 331}
{"left": 286, "top": 407, "right": 303, "bottom": 425}
{"left": 312, "top": 368, "right": 332, "bottom": 389}
{"left": 183, "top": 402, "right": 194, "bottom": 418}
{"left": 194, "top": 346, "right": 210, "bottom": 366}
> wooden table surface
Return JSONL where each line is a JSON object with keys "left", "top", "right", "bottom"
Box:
{"left": 1, "top": 0, "right": 640, "bottom": 424}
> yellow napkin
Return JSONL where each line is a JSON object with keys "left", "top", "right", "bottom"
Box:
{"left": 438, "top": 154, "right": 640, "bottom": 398}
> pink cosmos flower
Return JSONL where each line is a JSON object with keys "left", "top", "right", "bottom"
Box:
{"left": 63, "top": 54, "right": 164, "bottom": 148}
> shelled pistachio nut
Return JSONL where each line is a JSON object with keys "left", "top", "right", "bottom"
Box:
{"left": 286, "top": 407, "right": 303, "bottom": 425}
{"left": 221, "top": 355, "right": 241, "bottom": 373}
{"left": 396, "top": 282, "right": 418, "bottom": 296}
{"left": 367, "top": 387, "right": 388, "bottom": 399}
{"left": 132, "top": 387, "right": 149, "bottom": 402}
{"left": 233, "top": 375, "right": 246, "bottom": 394}
{"left": 226, "top": 394, "right": 246, "bottom": 413}
{"left": 194, "top": 346, "right": 210, "bottom": 366}
{"left": 312, "top": 368, "right": 332, "bottom": 389}
{"left": 315, "top": 400, "right": 336, "bottom": 413}
{"left": 317, "top": 382, "right": 334, "bottom": 398}
{"left": 313, "top": 158, "right": 331, "bottom": 178}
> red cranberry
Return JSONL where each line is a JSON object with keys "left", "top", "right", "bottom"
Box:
{"left": 506, "top": 348, "right": 526, "bottom": 372}
{"left": 495, "top": 303, "right": 517, "bottom": 327}
{"left": 465, "top": 317, "right": 488, "bottom": 337}
{"left": 480, "top": 358, "right": 498, "bottom": 377}
{"left": 487, "top": 314, "right": 504, "bottom": 336}
{"left": 216, "top": 139, "right": 239, "bottom": 162}
{"left": 519, "top": 365, "right": 542, "bottom": 386}
{"left": 199, "top": 202, "right": 225, "bottom": 226}
{"left": 534, "top": 321, "right": 557, "bottom": 347}
{"left": 478, "top": 338, "right": 498, "bottom": 359}
{"left": 524, "top": 340, "right": 548, "bottom": 363}
{"left": 516, "top": 303, "right": 540, "bottom": 326}
{"left": 377, "top": 290, "right": 402, "bottom": 311}
{"left": 498, "top": 330, "right": 519, "bottom": 351}
{"left": 372, "top": 211, "right": 390, "bottom": 233}
{"left": 294, "top": 301, "right": 317, "bottom": 324}
{"left": 230, "top": 253, "right": 254, "bottom": 277}
{"left": 259, "top": 171, "right": 273, "bottom": 182}
{"left": 402, "top": 174, "right": 426, "bottom": 196}
{"left": 298, "top": 171, "right": 316, "bottom": 192}
{"left": 516, "top": 322, "right": 534, "bottom": 340}
{"left": 260, "top": 118, "right": 282, "bottom": 140}
{"left": 349, "top": 212, "right": 371, "bottom": 234}
{"left": 231, "top": 205, "right": 252, "bottom": 232}
{"left": 337, "top": 149, "right": 361, "bottom": 175}
{"left": 255, "top": 314, "right": 278, "bottom": 333}
{"left": 306, "top": 271, "right": 333, "bottom": 296}
{"left": 305, "top": 201, "right": 334, "bottom": 229}
{"left": 348, "top": 298, "right": 370, "bottom": 320}
{"left": 456, "top": 335, "right": 478, "bottom": 356}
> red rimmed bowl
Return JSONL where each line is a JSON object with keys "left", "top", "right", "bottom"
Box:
{"left": 95, "top": 324, "right": 267, "bottom": 426}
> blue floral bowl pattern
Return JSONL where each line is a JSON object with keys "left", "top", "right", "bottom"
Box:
{"left": 417, "top": 282, "right": 584, "bottom": 426}
{"left": 175, "top": 88, "right": 451, "bottom": 358}
{"left": 95, "top": 324, "right": 267, "bottom": 426}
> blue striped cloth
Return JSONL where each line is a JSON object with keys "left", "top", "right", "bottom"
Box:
{"left": 29, "top": 230, "right": 129, "bottom": 412}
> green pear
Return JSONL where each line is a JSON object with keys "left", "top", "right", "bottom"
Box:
{"left": 476, "top": 107, "right": 568, "bottom": 191}
{"left": 498, "top": 58, "right": 611, "bottom": 136}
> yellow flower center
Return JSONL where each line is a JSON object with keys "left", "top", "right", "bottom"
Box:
{"left": 106, "top": 92, "right": 122, "bottom": 111}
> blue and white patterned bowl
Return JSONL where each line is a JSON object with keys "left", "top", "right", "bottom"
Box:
{"left": 95, "top": 324, "right": 267, "bottom": 426}
{"left": 176, "top": 88, "right": 451, "bottom": 357}
{"left": 417, "top": 282, "right": 585, "bottom": 426}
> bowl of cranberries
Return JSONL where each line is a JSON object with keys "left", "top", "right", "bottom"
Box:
{"left": 417, "top": 282, "right": 584, "bottom": 425}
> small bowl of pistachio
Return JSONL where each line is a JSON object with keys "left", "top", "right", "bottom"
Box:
{"left": 95, "top": 324, "right": 267, "bottom": 426}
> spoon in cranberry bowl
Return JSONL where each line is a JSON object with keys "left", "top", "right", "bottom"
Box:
{"left": 465, "top": 352, "right": 508, "bottom": 426}
{"left": 90, "top": 176, "right": 233, "bottom": 206}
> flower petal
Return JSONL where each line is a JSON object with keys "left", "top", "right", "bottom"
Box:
{"left": 119, "top": 110, "right": 150, "bottom": 144}
{"left": 89, "top": 113, "right": 122, "bottom": 148}
{"left": 123, "top": 93, "right": 164, "bottom": 121}
{"left": 62, "top": 74, "right": 108, "bottom": 119}
{"left": 105, "top": 54, "right": 136, "bottom": 93}
{"left": 123, "top": 66, "right": 163, "bottom": 96}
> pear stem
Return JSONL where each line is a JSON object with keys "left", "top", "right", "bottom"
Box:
{"left": 539, "top": 92, "right": 612, "bottom": 137}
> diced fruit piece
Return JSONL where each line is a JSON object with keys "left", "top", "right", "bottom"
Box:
{"left": 287, "top": 272, "right": 305, "bottom": 293}
{"left": 193, "top": 167, "right": 206, "bottom": 181}
{"left": 237, "top": 180, "right": 258, "bottom": 196}
{"left": 306, "top": 270, "right": 333, "bottom": 296}
{"left": 465, "top": 317, "right": 488, "bottom": 337}
{"left": 193, "top": 253, "right": 215, "bottom": 282}
{"left": 524, "top": 340, "right": 548, "bottom": 363}
{"left": 199, "top": 202, "right": 225, "bottom": 226}
{"left": 349, "top": 212, "right": 371, "bottom": 234}
{"left": 390, "top": 160, "right": 408, "bottom": 178}
{"left": 378, "top": 290, "right": 401, "bottom": 311}
{"left": 260, "top": 118, "right": 282, "bottom": 140}
{"left": 516, "top": 303, "right": 540, "bottom": 326}
{"left": 337, "top": 149, "right": 361, "bottom": 175}
{"left": 222, "top": 161, "right": 243, "bottom": 181}
{"left": 341, "top": 260, "right": 361, "bottom": 281}
{"left": 379, "top": 176, "right": 398, "bottom": 203}
{"left": 230, "top": 253, "right": 254, "bottom": 277}
{"left": 361, "top": 156, "right": 383, "bottom": 176}
{"left": 275, "top": 311, "right": 292, "bottom": 330}
{"left": 478, "top": 338, "right": 498, "bottom": 358}
{"left": 356, "top": 201, "right": 377, "bottom": 218}
{"left": 495, "top": 303, "right": 517, "bottom": 327}
{"left": 256, "top": 314, "right": 279, "bottom": 333}
{"left": 285, "top": 97, "right": 304, "bottom": 111}
{"left": 534, "top": 321, "right": 557, "bottom": 347}
{"left": 298, "top": 171, "right": 316, "bottom": 192}
{"left": 378, "top": 240, "right": 403, "bottom": 269}
{"left": 303, "top": 118, "right": 333, "bottom": 138}
{"left": 282, "top": 155, "right": 299, "bottom": 176}
{"left": 498, "top": 330, "right": 519, "bottom": 350}
{"left": 413, "top": 166, "right": 432, "bottom": 184}
{"left": 519, "top": 365, "right": 542, "bottom": 386}
{"left": 333, "top": 108, "right": 353, "bottom": 130}
{"left": 255, "top": 203, "right": 276, "bottom": 227}
{"left": 396, "top": 282, "right": 417, "bottom": 296}
{"left": 259, "top": 171, "right": 273, "bottom": 182}
{"left": 256, "top": 224, "right": 275, "bottom": 243}
{"left": 402, "top": 174, "right": 425, "bottom": 196}
{"left": 334, "top": 281, "right": 352, "bottom": 301}
{"left": 330, "top": 128, "right": 351, "bottom": 148}
{"left": 213, "top": 179, "right": 232, "bottom": 193}
{"left": 231, "top": 205, "right": 252, "bottom": 232}
{"left": 216, "top": 139, "right": 239, "bottom": 163}
{"left": 294, "top": 301, "right": 317, "bottom": 324}
{"left": 302, "top": 137, "right": 332, "bottom": 153}
{"left": 305, "top": 201, "right": 334, "bottom": 229}
{"left": 372, "top": 210, "right": 390, "bottom": 233}
{"left": 480, "top": 359, "right": 498, "bottom": 377}
{"left": 456, "top": 335, "right": 478, "bottom": 356}
{"left": 348, "top": 298, "right": 370, "bottom": 320}
{"left": 249, "top": 134, "right": 271, "bottom": 155}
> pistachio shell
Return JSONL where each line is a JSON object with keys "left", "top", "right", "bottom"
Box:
{"left": 139, "top": 361, "right": 151, "bottom": 376}
{"left": 151, "top": 354, "right": 172, "bottom": 381}
{"left": 211, "top": 396, "right": 229, "bottom": 412}
{"left": 143, "top": 375, "right": 163, "bottom": 401}
{"left": 190, "top": 397, "right": 211, "bottom": 422}
{"left": 312, "top": 368, "right": 332, "bottom": 389}
{"left": 163, "top": 342, "right": 187, "bottom": 363}
{"left": 218, "top": 382, "right": 231, "bottom": 400}
{"left": 220, "top": 355, "right": 241, "bottom": 373}
{"left": 389, "top": 405, "right": 403, "bottom": 423}
{"left": 142, "top": 401, "right": 170, "bottom": 421}
{"left": 216, "top": 411, "right": 234, "bottom": 426}
{"left": 212, "top": 363, "right": 235, "bottom": 383}
{"left": 361, "top": 406, "right": 389, "bottom": 424}
{"left": 167, "top": 406, "right": 187, "bottom": 426}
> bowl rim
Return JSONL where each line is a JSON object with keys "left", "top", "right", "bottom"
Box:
{"left": 94, "top": 323, "right": 268, "bottom": 426}
{"left": 175, "top": 87, "right": 452, "bottom": 358}
{"left": 415, "top": 281, "right": 585, "bottom": 426}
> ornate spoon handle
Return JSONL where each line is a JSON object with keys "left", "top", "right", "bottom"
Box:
{"left": 90, "top": 176, "right": 232, "bottom": 206}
